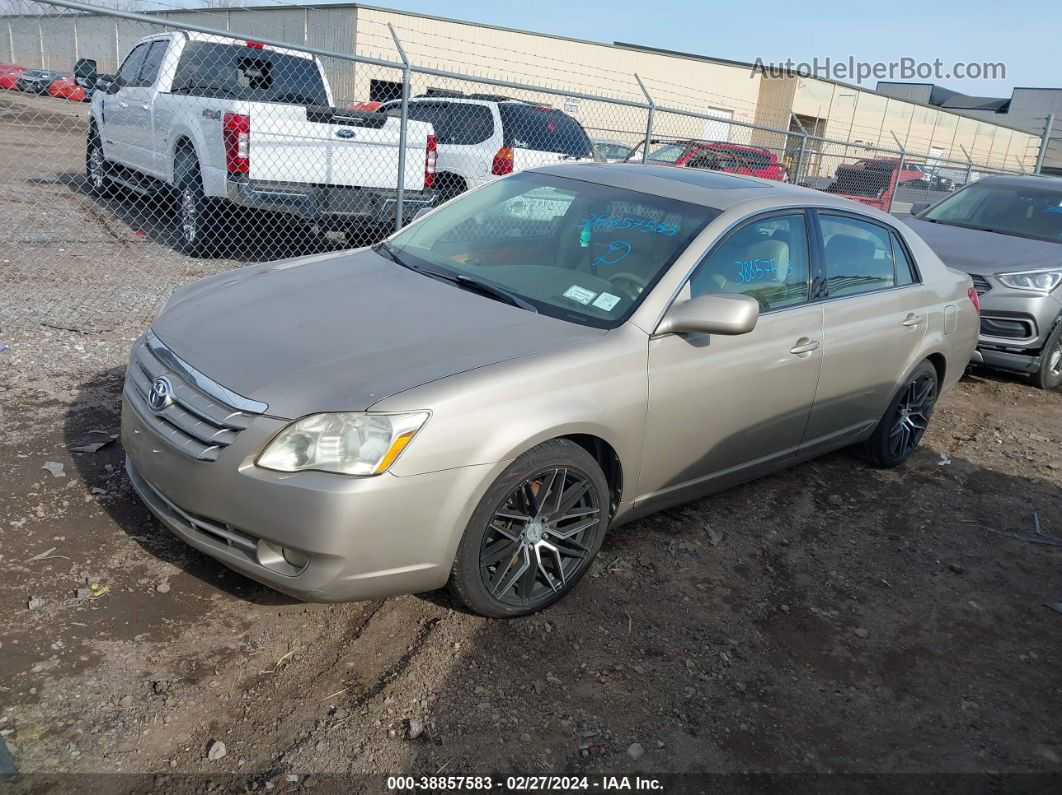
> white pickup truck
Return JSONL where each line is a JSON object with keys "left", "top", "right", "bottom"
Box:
{"left": 78, "top": 32, "right": 436, "bottom": 255}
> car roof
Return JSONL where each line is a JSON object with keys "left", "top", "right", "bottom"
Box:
{"left": 973, "top": 173, "right": 1062, "bottom": 188}
{"left": 532, "top": 162, "right": 881, "bottom": 214}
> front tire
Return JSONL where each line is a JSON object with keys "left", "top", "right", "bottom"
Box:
{"left": 853, "top": 360, "right": 938, "bottom": 468}
{"left": 85, "top": 127, "right": 112, "bottom": 197}
{"left": 448, "top": 440, "right": 609, "bottom": 618}
{"left": 1031, "top": 321, "right": 1062, "bottom": 390}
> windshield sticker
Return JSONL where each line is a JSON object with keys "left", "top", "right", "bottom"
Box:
{"left": 591, "top": 292, "right": 622, "bottom": 311}
{"left": 562, "top": 285, "right": 598, "bottom": 305}
{"left": 579, "top": 213, "right": 679, "bottom": 236}
{"left": 592, "top": 240, "right": 632, "bottom": 268}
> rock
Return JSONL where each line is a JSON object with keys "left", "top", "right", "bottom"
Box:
{"left": 520, "top": 732, "right": 531, "bottom": 743}
{"left": 75, "top": 587, "right": 91, "bottom": 600}
{"left": 207, "top": 739, "right": 227, "bottom": 761}
{"left": 545, "top": 673, "right": 562, "bottom": 685}
{"left": 947, "top": 563, "right": 964, "bottom": 575}
{"left": 407, "top": 718, "right": 425, "bottom": 740}
{"left": 41, "top": 461, "right": 66, "bottom": 478}
{"left": 156, "top": 581, "right": 171, "bottom": 594}
{"left": 826, "top": 494, "right": 844, "bottom": 507}
{"left": 708, "top": 527, "right": 723, "bottom": 546}
{"left": 118, "top": 695, "right": 133, "bottom": 708}
{"left": 852, "top": 627, "right": 869, "bottom": 639}
{"left": 27, "top": 597, "right": 43, "bottom": 610}
{"left": 735, "top": 681, "right": 747, "bottom": 693}
{"left": 627, "top": 742, "right": 645, "bottom": 761}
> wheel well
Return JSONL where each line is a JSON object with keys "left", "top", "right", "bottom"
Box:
{"left": 435, "top": 172, "right": 467, "bottom": 192}
{"left": 560, "top": 434, "right": 622, "bottom": 517}
{"left": 926, "top": 353, "right": 946, "bottom": 389}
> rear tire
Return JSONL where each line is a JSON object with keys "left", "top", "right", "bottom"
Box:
{"left": 852, "top": 360, "right": 939, "bottom": 468}
{"left": 1030, "top": 321, "right": 1062, "bottom": 390}
{"left": 174, "top": 152, "right": 220, "bottom": 257}
{"left": 85, "top": 127, "right": 112, "bottom": 197}
{"left": 448, "top": 439, "right": 609, "bottom": 618}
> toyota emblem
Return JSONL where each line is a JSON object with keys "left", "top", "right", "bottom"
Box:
{"left": 148, "top": 375, "right": 174, "bottom": 412}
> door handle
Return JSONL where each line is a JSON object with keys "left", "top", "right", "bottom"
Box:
{"left": 902, "top": 313, "right": 923, "bottom": 327}
{"left": 789, "top": 337, "right": 820, "bottom": 355}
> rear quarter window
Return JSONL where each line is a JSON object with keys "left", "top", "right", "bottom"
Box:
{"left": 499, "top": 105, "right": 592, "bottom": 157}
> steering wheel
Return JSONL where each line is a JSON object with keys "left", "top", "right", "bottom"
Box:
{"left": 608, "top": 271, "right": 648, "bottom": 299}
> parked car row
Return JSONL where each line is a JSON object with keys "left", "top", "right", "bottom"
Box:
{"left": 0, "top": 63, "right": 90, "bottom": 102}
{"left": 634, "top": 137, "right": 789, "bottom": 182}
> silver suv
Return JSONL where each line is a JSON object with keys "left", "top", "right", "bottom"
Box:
{"left": 906, "top": 175, "right": 1062, "bottom": 389}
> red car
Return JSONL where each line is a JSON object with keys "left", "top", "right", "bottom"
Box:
{"left": 641, "top": 138, "right": 788, "bottom": 181}
{"left": 824, "top": 159, "right": 917, "bottom": 211}
{"left": 47, "top": 75, "right": 86, "bottom": 102}
{"left": 0, "top": 64, "right": 26, "bottom": 91}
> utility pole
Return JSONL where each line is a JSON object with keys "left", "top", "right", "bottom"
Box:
{"left": 1034, "top": 113, "right": 1054, "bottom": 175}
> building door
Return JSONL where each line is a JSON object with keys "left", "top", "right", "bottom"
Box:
{"left": 701, "top": 108, "right": 733, "bottom": 142}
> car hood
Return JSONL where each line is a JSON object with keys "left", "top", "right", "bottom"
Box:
{"left": 903, "top": 218, "right": 1062, "bottom": 275}
{"left": 152, "top": 248, "right": 606, "bottom": 419}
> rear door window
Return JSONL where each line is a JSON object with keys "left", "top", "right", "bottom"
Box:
{"left": 499, "top": 104, "right": 592, "bottom": 157}
{"left": 134, "top": 40, "right": 168, "bottom": 88}
{"left": 171, "top": 42, "right": 328, "bottom": 106}
{"left": 819, "top": 215, "right": 898, "bottom": 296}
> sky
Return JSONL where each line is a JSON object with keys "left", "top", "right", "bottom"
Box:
{"left": 356, "top": 0, "right": 1056, "bottom": 96}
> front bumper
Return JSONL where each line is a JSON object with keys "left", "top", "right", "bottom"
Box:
{"left": 973, "top": 278, "right": 1062, "bottom": 372}
{"left": 225, "top": 176, "right": 435, "bottom": 225}
{"left": 122, "top": 398, "right": 500, "bottom": 602}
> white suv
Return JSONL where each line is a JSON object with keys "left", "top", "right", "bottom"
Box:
{"left": 377, "top": 96, "right": 597, "bottom": 201}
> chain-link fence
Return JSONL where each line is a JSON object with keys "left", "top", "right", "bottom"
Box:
{"left": 0, "top": 0, "right": 1032, "bottom": 335}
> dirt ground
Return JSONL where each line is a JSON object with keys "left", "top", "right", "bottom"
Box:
{"left": 1, "top": 89, "right": 1062, "bottom": 791}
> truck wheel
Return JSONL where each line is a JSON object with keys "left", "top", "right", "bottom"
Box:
{"left": 86, "top": 127, "right": 112, "bottom": 197}
{"left": 175, "top": 154, "right": 220, "bottom": 257}
{"left": 1031, "top": 321, "right": 1062, "bottom": 390}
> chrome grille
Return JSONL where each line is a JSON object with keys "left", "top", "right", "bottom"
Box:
{"left": 970, "top": 274, "right": 992, "bottom": 296}
{"left": 124, "top": 332, "right": 264, "bottom": 461}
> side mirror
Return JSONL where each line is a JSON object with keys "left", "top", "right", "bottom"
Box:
{"left": 656, "top": 293, "right": 759, "bottom": 336}
{"left": 105, "top": 76, "right": 123, "bottom": 95}
{"left": 73, "top": 57, "right": 97, "bottom": 87}
{"left": 909, "top": 201, "right": 930, "bottom": 216}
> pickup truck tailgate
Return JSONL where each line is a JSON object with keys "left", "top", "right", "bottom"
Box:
{"left": 248, "top": 104, "right": 431, "bottom": 191}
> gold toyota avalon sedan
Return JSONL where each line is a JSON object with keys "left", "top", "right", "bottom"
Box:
{"left": 122, "top": 164, "right": 979, "bottom": 617}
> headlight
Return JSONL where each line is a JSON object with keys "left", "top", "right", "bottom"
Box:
{"left": 257, "top": 411, "right": 430, "bottom": 476}
{"left": 995, "top": 268, "right": 1062, "bottom": 293}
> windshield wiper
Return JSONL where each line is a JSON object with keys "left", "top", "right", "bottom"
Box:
{"left": 452, "top": 274, "right": 538, "bottom": 312}
{"left": 375, "top": 242, "right": 536, "bottom": 312}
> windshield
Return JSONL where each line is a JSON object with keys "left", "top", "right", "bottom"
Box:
{"left": 922, "top": 181, "right": 1062, "bottom": 243}
{"left": 383, "top": 172, "right": 718, "bottom": 328}
{"left": 647, "top": 144, "right": 687, "bottom": 164}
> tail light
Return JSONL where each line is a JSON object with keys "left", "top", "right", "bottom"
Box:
{"left": 424, "top": 134, "right": 437, "bottom": 189}
{"left": 223, "top": 112, "right": 250, "bottom": 175}
{"left": 491, "top": 146, "right": 514, "bottom": 176}
{"left": 967, "top": 286, "right": 981, "bottom": 313}
{"left": 245, "top": 40, "right": 265, "bottom": 49}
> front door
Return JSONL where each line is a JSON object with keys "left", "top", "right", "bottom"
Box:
{"left": 800, "top": 211, "right": 927, "bottom": 453}
{"left": 639, "top": 211, "right": 823, "bottom": 506}
{"left": 101, "top": 42, "right": 150, "bottom": 166}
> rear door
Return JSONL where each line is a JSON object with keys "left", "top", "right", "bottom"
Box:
{"left": 800, "top": 210, "right": 927, "bottom": 453}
